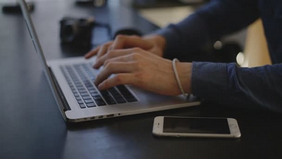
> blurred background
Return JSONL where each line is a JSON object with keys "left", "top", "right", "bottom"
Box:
{"left": 1, "top": 0, "right": 271, "bottom": 67}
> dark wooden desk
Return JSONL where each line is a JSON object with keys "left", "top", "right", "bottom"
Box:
{"left": 1, "top": 0, "right": 282, "bottom": 158}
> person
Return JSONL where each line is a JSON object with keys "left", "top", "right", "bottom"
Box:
{"left": 85, "top": 0, "right": 282, "bottom": 112}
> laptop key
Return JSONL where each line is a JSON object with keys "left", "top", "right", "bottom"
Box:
{"left": 108, "top": 87, "right": 126, "bottom": 104}
{"left": 91, "top": 94, "right": 106, "bottom": 106}
{"left": 116, "top": 98, "right": 126, "bottom": 103}
{"left": 84, "top": 99, "right": 94, "bottom": 104}
{"left": 79, "top": 104, "right": 86, "bottom": 109}
{"left": 80, "top": 93, "right": 89, "bottom": 97}
{"left": 78, "top": 89, "right": 86, "bottom": 93}
{"left": 82, "top": 95, "right": 91, "bottom": 99}
{"left": 86, "top": 103, "right": 96, "bottom": 108}
{"left": 116, "top": 85, "right": 137, "bottom": 102}
{"left": 100, "top": 90, "right": 116, "bottom": 105}
{"left": 94, "top": 98, "right": 107, "bottom": 106}
{"left": 77, "top": 100, "right": 83, "bottom": 104}
{"left": 91, "top": 93, "right": 100, "bottom": 97}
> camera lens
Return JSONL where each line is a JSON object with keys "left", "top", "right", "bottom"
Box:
{"left": 63, "top": 25, "right": 75, "bottom": 42}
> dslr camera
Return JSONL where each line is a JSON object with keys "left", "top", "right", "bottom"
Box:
{"left": 60, "top": 17, "right": 95, "bottom": 48}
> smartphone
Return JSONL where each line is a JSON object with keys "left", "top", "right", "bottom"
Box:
{"left": 153, "top": 116, "right": 241, "bottom": 138}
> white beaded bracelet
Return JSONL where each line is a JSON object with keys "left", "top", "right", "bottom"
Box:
{"left": 172, "top": 58, "right": 189, "bottom": 98}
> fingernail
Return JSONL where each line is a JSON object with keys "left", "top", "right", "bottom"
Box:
{"left": 93, "top": 63, "right": 98, "bottom": 69}
{"left": 84, "top": 52, "right": 91, "bottom": 58}
{"left": 98, "top": 83, "right": 104, "bottom": 90}
{"left": 94, "top": 79, "right": 99, "bottom": 86}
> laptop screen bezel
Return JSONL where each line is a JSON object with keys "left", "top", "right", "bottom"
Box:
{"left": 18, "top": 0, "right": 68, "bottom": 120}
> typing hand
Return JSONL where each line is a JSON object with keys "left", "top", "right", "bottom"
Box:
{"left": 84, "top": 35, "right": 166, "bottom": 69}
{"left": 94, "top": 48, "right": 192, "bottom": 96}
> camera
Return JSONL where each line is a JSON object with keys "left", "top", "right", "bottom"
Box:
{"left": 60, "top": 17, "right": 95, "bottom": 48}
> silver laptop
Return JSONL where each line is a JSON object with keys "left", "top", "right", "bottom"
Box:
{"left": 18, "top": 0, "right": 200, "bottom": 122}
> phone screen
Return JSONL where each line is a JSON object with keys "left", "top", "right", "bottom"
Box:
{"left": 163, "top": 117, "right": 230, "bottom": 134}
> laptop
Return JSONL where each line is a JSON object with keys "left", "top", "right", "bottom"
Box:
{"left": 18, "top": 0, "right": 200, "bottom": 122}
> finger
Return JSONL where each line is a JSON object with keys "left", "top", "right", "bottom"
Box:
{"left": 111, "top": 35, "right": 152, "bottom": 50}
{"left": 98, "top": 73, "right": 134, "bottom": 90}
{"left": 93, "top": 48, "right": 139, "bottom": 69}
{"left": 95, "top": 62, "right": 136, "bottom": 85}
{"left": 103, "top": 54, "right": 134, "bottom": 66}
{"left": 84, "top": 46, "right": 100, "bottom": 59}
{"left": 96, "top": 42, "right": 112, "bottom": 59}
{"left": 84, "top": 42, "right": 112, "bottom": 59}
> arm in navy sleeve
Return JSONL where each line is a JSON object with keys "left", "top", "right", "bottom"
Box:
{"left": 156, "top": 0, "right": 259, "bottom": 59}
{"left": 156, "top": 0, "right": 282, "bottom": 112}
{"left": 192, "top": 62, "right": 282, "bottom": 112}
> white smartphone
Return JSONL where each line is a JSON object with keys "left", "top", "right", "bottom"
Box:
{"left": 153, "top": 116, "right": 241, "bottom": 138}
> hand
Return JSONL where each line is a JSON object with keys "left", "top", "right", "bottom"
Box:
{"left": 94, "top": 48, "right": 192, "bottom": 96}
{"left": 84, "top": 34, "right": 166, "bottom": 63}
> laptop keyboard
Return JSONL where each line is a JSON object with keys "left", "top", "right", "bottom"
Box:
{"left": 60, "top": 63, "right": 137, "bottom": 109}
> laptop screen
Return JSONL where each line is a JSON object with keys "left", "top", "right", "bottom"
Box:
{"left": 18, "top": 0, "right": 67, "bottom": 116}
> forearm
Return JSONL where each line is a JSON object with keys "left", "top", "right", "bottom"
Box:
{"left": 155, "top": 0, "right": 259, "bottom": 60}
{"left": 191, "top": 62, "right": 282, "bottom": 112}
{"left": 155, "top": 13, "right": 211, "bottom": 59}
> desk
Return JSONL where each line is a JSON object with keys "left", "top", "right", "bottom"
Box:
{"left": 1, "top": 0, "right": 282, "bottom": 158}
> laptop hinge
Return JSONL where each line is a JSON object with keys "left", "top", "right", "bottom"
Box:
{"left": 48, "top": 67, "right": 71, "bottom": 111}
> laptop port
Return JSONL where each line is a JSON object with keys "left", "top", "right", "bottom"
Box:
{"left": 98, "top": 115, "right": 104, "bottom": 119}
{"left": 106, "top": 114, "right": 115, "bottom": 118}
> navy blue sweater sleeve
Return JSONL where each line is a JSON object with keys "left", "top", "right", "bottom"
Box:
{"left": 192, "top": 62, "right": 282, "bottom": 112}
{"left": 156, "top": 0, "right": 282, "bottom": 112}
{"left": 156, "top": 0, "right": 259, "bottom": 59}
